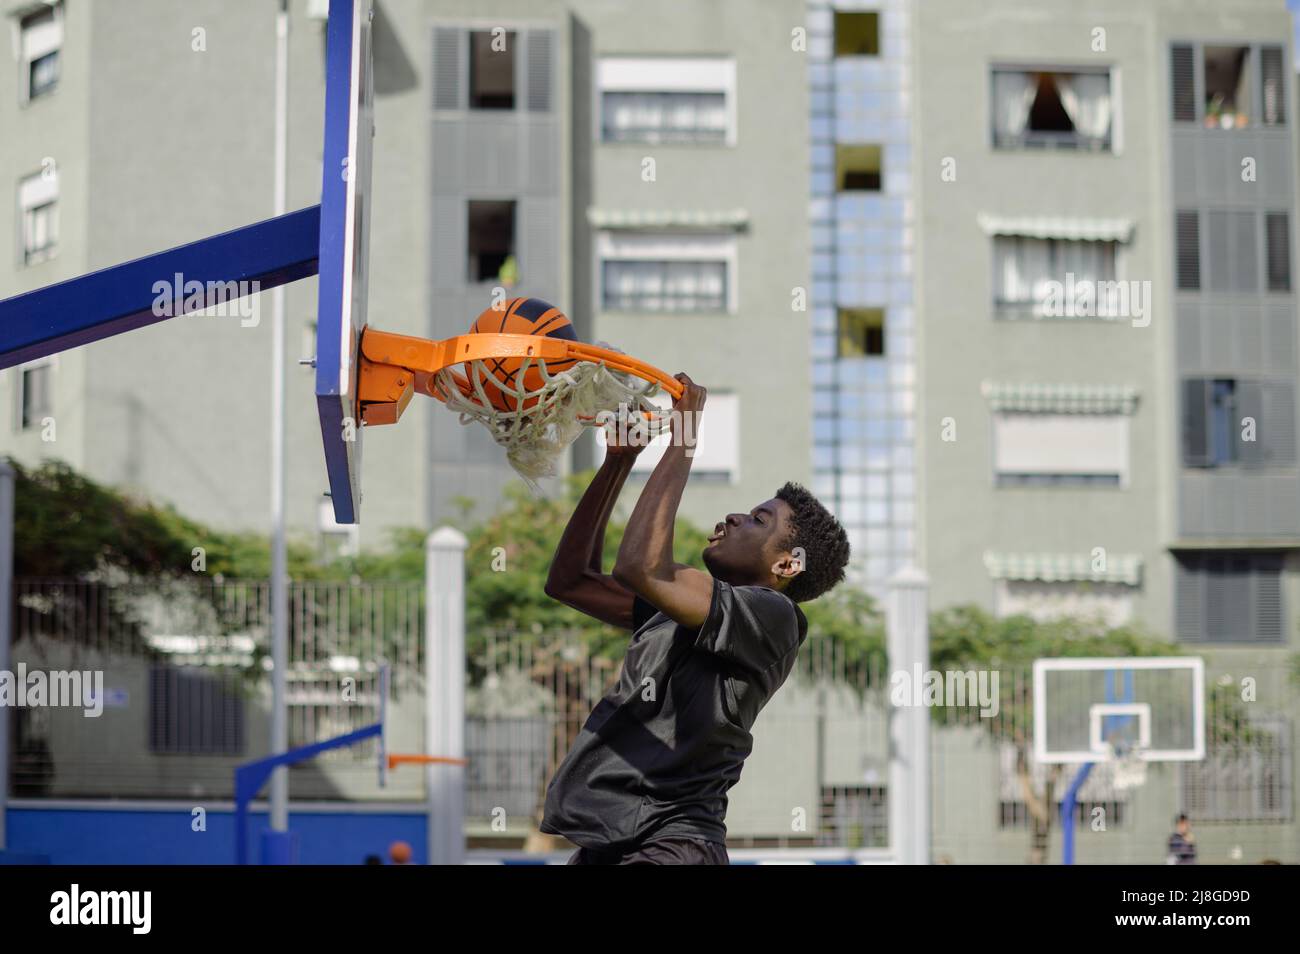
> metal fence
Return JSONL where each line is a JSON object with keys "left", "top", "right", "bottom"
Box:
{"left": 6, "top": 577, "right": 1297, "bottom": 854}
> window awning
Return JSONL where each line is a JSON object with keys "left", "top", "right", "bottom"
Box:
{"left": 977, "top": 214, "right": 1134, "bottom": 242}
{"left": 983, "top": 552, "right": 1143, "bottom": 586}
{"left": 588, "top": 208, "right": 749, "bottom": 231}
{"left": 981, "top": 381, "right": 1139, "bottom": 415}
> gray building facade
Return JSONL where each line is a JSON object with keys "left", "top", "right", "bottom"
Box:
{"left": 911, "top": 0, "right": 1299, "bottom": 862}
{"left": 914, "top": 0, "right": 1300, "bottom": 646}
{"left": 1, "top": 0, "right": 810, "bottom": 543}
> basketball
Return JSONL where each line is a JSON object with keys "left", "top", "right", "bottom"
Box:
{"left": 466, "top": 297, "right": 579, "bottom": 411}
{"left": 388, "top": 840, "right": 412, "bottom": 864}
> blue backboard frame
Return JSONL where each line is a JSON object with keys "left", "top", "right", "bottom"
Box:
{"left": 316, "top": 0, "right": 374, "bottom": 524}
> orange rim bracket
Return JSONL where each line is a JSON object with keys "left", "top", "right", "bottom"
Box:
{"left": 386, "top": 754, "right": 469, "bottom": 769}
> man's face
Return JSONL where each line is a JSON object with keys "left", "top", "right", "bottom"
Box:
{"left": 701, "top": 497, "right": 796, "bottom": 585}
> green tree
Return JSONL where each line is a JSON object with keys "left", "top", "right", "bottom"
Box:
{"left": 12, "top": 458, "right": 327, "bottom": 581}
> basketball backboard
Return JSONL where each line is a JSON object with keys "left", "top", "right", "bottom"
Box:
{"left": 316, "top": 0, "right": 374, "bottom": 524}
{"left": 1033, "top": 657, "right": 1206, "bottom": 764}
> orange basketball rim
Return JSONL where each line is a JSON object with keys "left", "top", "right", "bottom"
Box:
{"left": 356, "top": 327, "right": 684, "bottom": 427}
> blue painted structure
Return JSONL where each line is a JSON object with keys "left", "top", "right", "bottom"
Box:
{"left": 234, "top": 720, "right": 382, "bottom": 864}
{"left": 4, "top": 805, "right": 425, "bottom": 865}
{"left": 0, "top": 0, "right": 369, "bottom": 526}
{"left": 315, "top": 0, "right": 373, "bottom": 525}
{"left": 0, "top": 207, "right": 321, "bottom": 371}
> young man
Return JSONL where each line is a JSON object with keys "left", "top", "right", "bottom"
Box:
{"left": 540, "top": 374, "right": 851, "bottom": 864}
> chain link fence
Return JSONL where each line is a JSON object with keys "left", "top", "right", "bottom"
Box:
{"left": 6, "top": 577, "right": 1296, "bottom": 858}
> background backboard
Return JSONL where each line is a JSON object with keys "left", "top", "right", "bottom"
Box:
{"left": 316, "top": 0, "right": 374, "bottom": 524}
{"left": 1033, "top": 657, "right": 1206, "bottom": 764}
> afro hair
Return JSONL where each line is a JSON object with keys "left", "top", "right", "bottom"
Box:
{"left": 774, "top": 482, "right": 850, "bottom": 603}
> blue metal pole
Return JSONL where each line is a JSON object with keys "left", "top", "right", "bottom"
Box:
{"left": 1061, "top": 761, "right": 1094, "bottom": 865}
{"left": 1065, "top": 668, "right": 1136, "bottom": 865}
{"left": 0, "top": 206, "right": 321, "bottom": 370}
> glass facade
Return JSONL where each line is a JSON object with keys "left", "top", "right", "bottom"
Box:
{"left": 808, "top": 0, "right": 916, "bottom": 596}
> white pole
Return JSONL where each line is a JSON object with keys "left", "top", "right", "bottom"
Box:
{"left": 269, "top": 0, "right": 291, "bottom": 834}
{"left": 0, "top": 459, "right": 14, "bottom": 851}
{"left": 887, "top": 565, "right": 930, "bottom": 864}
{"left": 425, "top": 527, "right": 467, "bottom": 865}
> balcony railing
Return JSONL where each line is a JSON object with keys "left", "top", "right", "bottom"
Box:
{"left": 993, "top": 130, "right": 1112, "bottom": 152}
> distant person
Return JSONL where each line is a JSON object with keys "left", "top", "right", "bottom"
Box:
{"left": 363, "top": 854, "right": 382, "bottom": 865}
{"left": 389, "top": 840, "right": 413, "bottom": 865}
{"left": 1167, "top": 814, "right": 1197, "bottom": 864}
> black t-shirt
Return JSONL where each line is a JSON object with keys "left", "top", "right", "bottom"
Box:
{"left": 540, "top": 578, "right": 807, "bottom": 849}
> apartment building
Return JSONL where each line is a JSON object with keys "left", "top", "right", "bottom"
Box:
{"left": 0, "top": 0, "right": 810, "bottom": 540}
{"left": 912, "top": 0, "right": 1299, "bottom": 861}
{"left": 913, "top": 0, "right": 1297, "bottom": 642}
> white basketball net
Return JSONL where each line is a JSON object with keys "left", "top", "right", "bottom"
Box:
{"left": 1108, "top": 743, "right": 1149, "bottom": 792}
{"left": 433, "top": 348, "right": 672, "bottom": 488}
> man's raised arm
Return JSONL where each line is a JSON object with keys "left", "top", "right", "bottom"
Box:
{"left": 544, "top": 424, "right": 644, "bottom": 629}
{"left": 612, "top": 374, "right": 715, "bottom": 629}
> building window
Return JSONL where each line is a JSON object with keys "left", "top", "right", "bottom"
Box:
{"left": 838, "top": 308, "right": 885, "bottom": 357}
{"left": 467, "top": 200, "right": 516, "bottom": 284}
{"left": 149, "top": 666, "right": 245, "bottom": 755}
{"left": 603, "top": 260, "right": 725, "bottom": 312}
{"left": 992, "top": 69, "right": 1112, "bottom": 151}
{"left": 1203, "top": 46, "right": 1250, "bottom": 129}
{"left": 434, "top": 28, "right": 552, "bottom": 114}
{"left": 1178, "top": 209, "right": 1290, "bottom": 294}
{"left": 1265, "top": 212, "right": 1290, "bottom": 291}
{"left": 598, "top": 232, "right": 735, "bottom": 313}
{"left": 1181, "top": 377, "right": 1297, "bottom": 469}
{"left": 468, "top": 29, "right": 515, "bottom": 110}
{"left": 1181, "top": 715, "right": 1292, "bottom": 823}
{"left": 18, "top": 168, "right": 59, "bottom": 265}
{"left": 598, "top": 392, "right": 740, "bottom": 483}
{"left": 995, "top": 580, "right": 1135, "bottom": 627}
{"left": 835, "top": 145, "right": 881, "bottom": 192}
{"left": 1171, "top": 43, "right": 1285, "bottom": 127}
{"left": 1182, "top": 378, "right": 1238, "bottom": 468}
{"left": 16, "top": 359, "right": 52, "bottom": 431}
{"left": 992, "top": 236, "right": 1117, "bottom": 316}
{"left": 1206, "top": 210, "right": 1258, "bottom": 292}
{"left": 1175, "top": 210, "right": 1200, "bottom": 290}
{"left": 834, "top": 12, "right": 879, "bottom": 57}
{"left": 992, "top": 412, "right": 1129, "bottom": 487}
{"left": 18, "top": 2, "right": 63, "bottom": 103}
{"left": 1174, "top": 551, "right": 1283, "bottom": 644}
{"left": 818, "top": 785, "right": 887, "bottom": 848}
{"left": 1260, "top": 46, "right": 1286, "bottom": 126}
{"left": 598, "top": 58, "right": 735, "bottom": 145}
